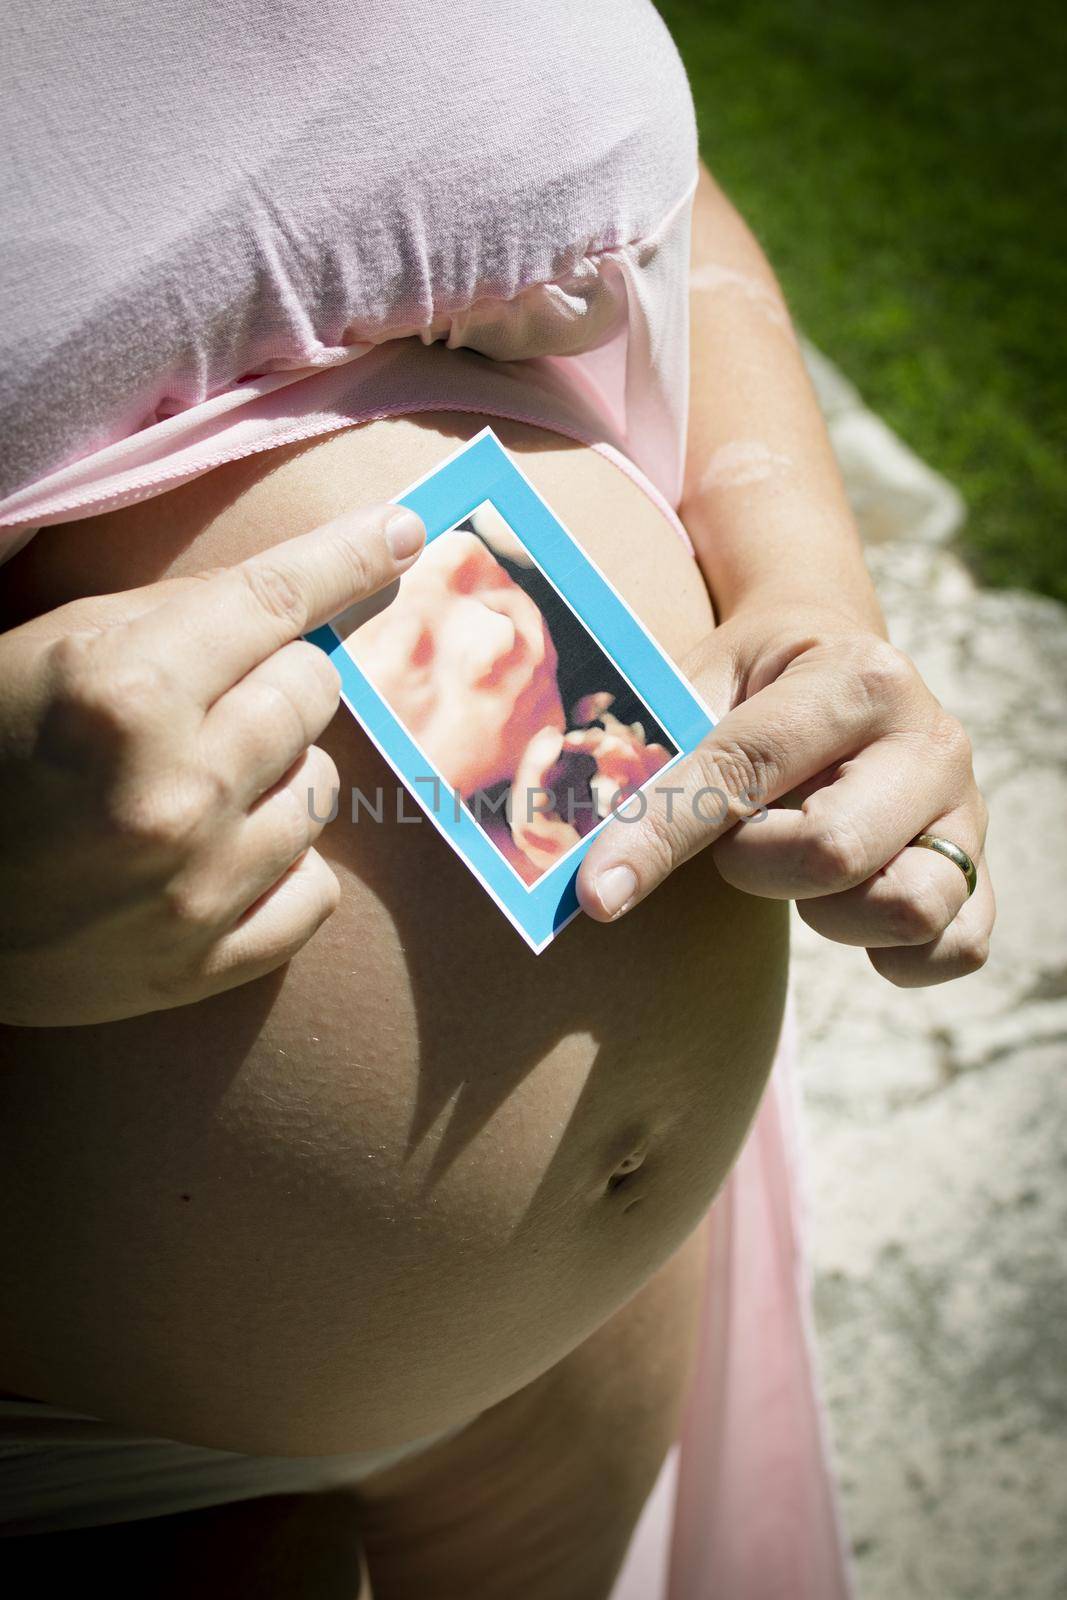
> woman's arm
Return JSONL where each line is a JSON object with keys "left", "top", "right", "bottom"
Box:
{"left": 681, "top": 161, "right": 884, "bottom": 631}
{"left": 577, "top": 160, "right": 995, "bottom": 988}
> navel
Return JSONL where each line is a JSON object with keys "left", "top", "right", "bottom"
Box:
{"left": 605, "top": 1146, "right": 648, "bottom": 1196}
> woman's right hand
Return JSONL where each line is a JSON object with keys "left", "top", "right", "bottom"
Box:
{"left": 0, "top": 503, "right": 425, "bottom": 1026}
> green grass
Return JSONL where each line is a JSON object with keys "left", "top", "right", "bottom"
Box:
{"left": 657, "top": 0, "right": 1067, "bottom": 601}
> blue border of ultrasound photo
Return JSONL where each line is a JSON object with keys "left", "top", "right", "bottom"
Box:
{"left": 306, "top": 428, "right": 716, "bottom": 953}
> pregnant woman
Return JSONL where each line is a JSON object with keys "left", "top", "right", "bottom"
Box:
{"left": 0, "top": 3, "right": 993, "bottom": 1596}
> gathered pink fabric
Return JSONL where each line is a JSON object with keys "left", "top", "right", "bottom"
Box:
{"left": 0, "top": 0, "right": 695, "bottom": 539}
{"left": 1, "top": 2, "right": 854, "bottom": 1588}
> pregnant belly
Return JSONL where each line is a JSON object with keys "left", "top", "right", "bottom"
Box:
{"left": 0, "top": 406, "right": 789, "bottom": 1457}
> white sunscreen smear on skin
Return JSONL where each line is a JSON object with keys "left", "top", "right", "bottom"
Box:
{"left": 688, "top": 263, "right": 792, "bottom": 331}
{"left": 699, "top": 440, "right": 795, "bottom": 492}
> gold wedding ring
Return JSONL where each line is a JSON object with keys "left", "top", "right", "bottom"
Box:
{"left": 909, "top": 834, "right": 978, "bottom": 898}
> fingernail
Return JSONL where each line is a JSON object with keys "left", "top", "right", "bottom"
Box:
{"left": 595, "top": 864, "right": 638, "bottom": 918}
{"left": 385, "top": 508, "right": 426, "bottom": 564}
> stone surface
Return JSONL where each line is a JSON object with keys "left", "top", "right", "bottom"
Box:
{"left": 803, "top": 342, "right": 967, "bottom": 549}
{"left": 797, "top": 347, "right": 1067, "bottom": 1599}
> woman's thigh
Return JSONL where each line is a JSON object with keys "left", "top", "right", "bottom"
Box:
{"left": 352, "top": 1212, "right": 712, "bottom": 1600}
{"left": 0, "top": 399, "right": 789, "bottom": 1460}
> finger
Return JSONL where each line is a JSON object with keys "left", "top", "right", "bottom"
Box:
{"left": 713, "top": 727, "right": 980, "bottom": 900}
{"left": 158, "top": 745, "right": 339, "bottom": 938}
{"left": 118, "top": 503, "right": 426, "bottom": 708}
{"left": 200, "top": 639, "right": 342, "bottom": 806}
{"left": 576, "top": 641, "right": 904, "bottom": 921}
{"left": 867, "top": 854, "right": 995, "bottom": 987}
{"left": 5, "top": 575, "right": 218, "bottom": 734}
{"left": 195, "top": 847, "right": 341, "bottom": 993}
{"left": 796, "top": 799, "right": 986, "bottom": 947}
{"left": 225, "top": 745, "right": 341, "bottom": 915}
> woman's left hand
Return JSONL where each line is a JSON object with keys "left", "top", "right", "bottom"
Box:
{"left": 575, "top": 601, "right": 994, "bottom": 987}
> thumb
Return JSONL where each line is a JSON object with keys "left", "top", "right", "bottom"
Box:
{"left": 575, "top": 632, "right": 873, "bottom": 921}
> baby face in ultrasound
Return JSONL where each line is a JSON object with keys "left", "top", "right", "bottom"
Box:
{"left": 343, "top": 527, "right": 675, "bottom": 881}
{"left": 344, "top": 530, "right": 566, "bottom": 796}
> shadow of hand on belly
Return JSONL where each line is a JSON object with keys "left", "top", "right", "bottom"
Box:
{"left": 318, "top": 719, "right": 789, "bottom": 1296}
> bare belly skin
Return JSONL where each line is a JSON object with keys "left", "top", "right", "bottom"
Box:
{"left": 0, "top": 399, "right": 789, "bottom": 1457}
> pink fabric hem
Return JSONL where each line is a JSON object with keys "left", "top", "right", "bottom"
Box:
{"left": 0, "top": 371, "right": 693, "bottom": 559}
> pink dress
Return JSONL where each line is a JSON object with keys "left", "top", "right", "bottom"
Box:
{"left": 0, "top": 3, "right": 854, "bottom": 1590}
